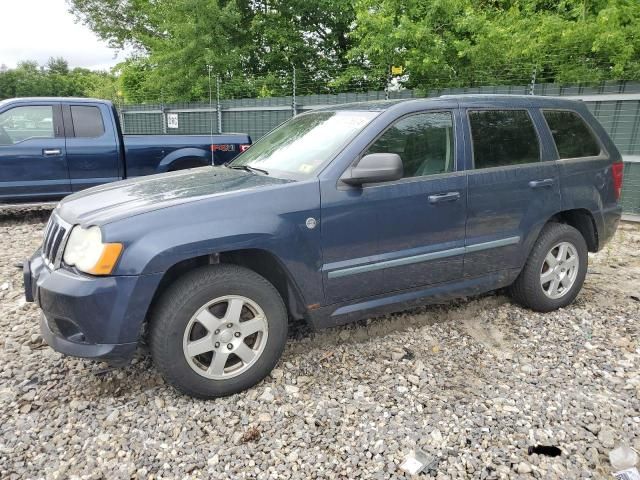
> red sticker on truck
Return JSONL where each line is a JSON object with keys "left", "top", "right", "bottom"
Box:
{"left": 211, "top": 144, "right": 236, "bottom": 152}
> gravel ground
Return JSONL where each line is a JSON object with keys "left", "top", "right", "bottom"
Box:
{"left": 0, "top": 208, "right": 638, "bottom": 479}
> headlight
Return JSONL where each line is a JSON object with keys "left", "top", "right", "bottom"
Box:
{"left": 63, "top": 225, "right": 123, "bottom": 275}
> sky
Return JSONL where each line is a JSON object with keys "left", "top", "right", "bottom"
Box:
{"left": 0, "top": 0, "right": 130, "bottom": 71}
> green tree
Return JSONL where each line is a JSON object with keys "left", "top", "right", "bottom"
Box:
{"left": 0, "top": 59, "right": 118, "bottom": 100}
{"left": 69, "top": 0, "right": 359, "bottom": 100}
{"left": 69, "top": 0, "right": 640, "bottom": 100}
{"left": 348, "top": 0, "right": 640, "bottom": 92}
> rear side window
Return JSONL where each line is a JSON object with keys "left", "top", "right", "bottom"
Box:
{"left": 543, "top": 110, "right": 601, "bottom": 158}
{"left": 70, "top": 106, "right": 105, "bottom": 138}
{"left": 469, "top": 110, "right": 540, "bottom": 169}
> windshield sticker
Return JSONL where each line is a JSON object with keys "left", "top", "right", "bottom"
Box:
{"left": 298, "top": 163, "right": 314, "bottom": 173}
{"left": 334, "top": 115, "right": 371, "bottom": 128}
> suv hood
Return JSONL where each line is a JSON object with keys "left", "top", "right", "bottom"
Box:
{"left": 57, "top": 167, "right": 292, "bottom": 225}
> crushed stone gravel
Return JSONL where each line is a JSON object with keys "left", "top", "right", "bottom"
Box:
{"left": 0, "top": 207, "right": 638, "bottom": 479}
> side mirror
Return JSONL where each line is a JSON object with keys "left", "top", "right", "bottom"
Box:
{"left": 341, "top": 153, "right": 403, "bottom": 186}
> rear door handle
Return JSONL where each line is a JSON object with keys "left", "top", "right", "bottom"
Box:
{"left": 43, "top": 149, "right": 62, "bottom": 156}
{"left": 528, "top": 178, "right": 554, "bottom": 189}
{"left": 428, "top": 191, "right": 461, "bottom": 204}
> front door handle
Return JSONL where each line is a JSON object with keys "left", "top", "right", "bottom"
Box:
{"left": 428, "top": 191, "right": 461, "bottom": 204}
{"left": 528, "top": 178, "right": 554, "bottom": 189}
{"left": 43, "top": 149, "right": 62, "bottom": 156}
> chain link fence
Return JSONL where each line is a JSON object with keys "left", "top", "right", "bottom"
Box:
{"left": 117, "top": 80, "right": 640, "bottom": 216}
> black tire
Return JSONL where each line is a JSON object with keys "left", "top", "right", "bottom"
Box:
{"left": 149, "top": 264, "right": 287, "bottom": 398}
{"left": 509, "top": 223, "right": 588, "bottom": 312}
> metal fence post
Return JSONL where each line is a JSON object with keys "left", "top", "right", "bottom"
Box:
{"left": 385, "top": 66, "right": 390, "bottom": 100}
{"left": 161, "top": 106, "right": 167, "bottom": 134}
{"left": 529, "top": 65, "right": 538, "bottom": 95}
{"left": 216, "top": 75, "right": 222, "bottom": 133}
{"left": 292, "top": 66, "right": 297, "bottom": 116}
{"left": 207, "top": 65, "right": 214, "bottom": 153}
{"left": 118, "top": 99, "right": 126, "bottom": 133}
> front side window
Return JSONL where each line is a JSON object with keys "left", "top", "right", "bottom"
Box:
{"left": 231, "top": 110, "right": 378, "bottom": 178}
{"left": 365, "top": 111, "right": 455, "bottom": 178}
{"left": 543, "top": 110, "right": 601, "bottom": 159}
{"left": 71, "top": 106, "right": 105, "bottom": 138}
{"left": 469, "top": 110, "right": 540, "bottom": 169}
{"left": 0, "top": 105, "right": 54, "bottom": 145}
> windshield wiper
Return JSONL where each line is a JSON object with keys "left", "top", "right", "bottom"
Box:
{"left": 226, "top": 164, "right": 269, "bottom": 175}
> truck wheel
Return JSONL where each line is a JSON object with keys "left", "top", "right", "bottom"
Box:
{"left": 149, "top": 264, "right": 288, "bottom": 398}
{"left": 509, "top": 223, "right": 588, "bottom": 312}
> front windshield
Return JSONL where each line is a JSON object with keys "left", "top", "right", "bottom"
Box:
{"left": 230, "top": 110, "right": 378, "bottom": 177}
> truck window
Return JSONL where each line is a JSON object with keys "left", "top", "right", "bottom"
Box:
{"left": 365, "top": 111, "right": 454, "bottom": 178}
{"left": 71, "top": 106, "right": 105, "bottom": 138}
{"left": 0, "top": 106, "right": 54, "bottom": 145}
{"left": 543, "top": 110, "right": 601, "bottom": 159}
{"left": 469, "top": 110, "right": 540, "bottom": 169}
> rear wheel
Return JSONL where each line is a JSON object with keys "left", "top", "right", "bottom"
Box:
{"left": 509, "top": 223, "right": 588, "bottom": 312}
{"left": 149, "top": 264, "right": 287, "bottom": 398}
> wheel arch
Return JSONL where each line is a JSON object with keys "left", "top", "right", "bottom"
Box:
{"left": 519, "top": 208, "right": 599, "bottom": 274}
{"left": 157, "top": 147, "right": 210, "bottom": 172}
{"left": 548, "top": 208, "right": 599, "bottom": 252}
{"left": 145, "top": 248, "right": 308, "bottom": 333}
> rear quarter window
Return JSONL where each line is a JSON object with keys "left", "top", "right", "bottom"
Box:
{"left": 543, "top": 110, "right": 601, "bottom": 159}
{"left": 70, "top": 105, "right": 105, "bottom": 138}
{"left": 469, "top": 110, "right": 540, "bottom": 169}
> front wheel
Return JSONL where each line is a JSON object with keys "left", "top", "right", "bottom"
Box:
{"left": 509, "top": 223, "right": 588, "bottom": 312}
{"left": 149, "top": 264, "right": 288, "bottom": 398}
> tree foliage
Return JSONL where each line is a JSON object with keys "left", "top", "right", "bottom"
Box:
{"left": 5, "top": 0, "right": 640, "bottom": 101}
{"left": 69, "top": 0, "right": 358, "bottom": 100}
{"left": 349, "top": 0, "right": 640, "bottom": 92}
{"left": 0, "top": 58, "right": 118, "bottom": 100}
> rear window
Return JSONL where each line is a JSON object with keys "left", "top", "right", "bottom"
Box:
{"left": 469, "top": 110, "right": 540, "bottom": 169}
{"left": 71, "top": 106, "right": 105, "bottom": 138}
{"left": 543, "top": 110, "right": 601, "bottom": 159}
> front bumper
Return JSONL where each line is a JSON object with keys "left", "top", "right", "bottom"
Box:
{"left": 39, "top": 312, "right": 137, "bottom": 363}
{"left": 24, "top": 250, "right": 162, "bottom": 363}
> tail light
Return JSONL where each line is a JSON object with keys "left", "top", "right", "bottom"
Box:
{"left": 240, "top": 144, "right": 250, "bottom": 152}
{"left": 612, "top": 161, "right": 624, "bottom": 200}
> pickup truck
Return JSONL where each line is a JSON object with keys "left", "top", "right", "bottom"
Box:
{"left": 25, "top": 95, "right": 623, "bottom": 399}
{"left": 0, "top": 97, "right": 250, "bottom": 203}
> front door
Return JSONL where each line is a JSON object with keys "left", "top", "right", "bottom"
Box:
{"left": 321, "top": 110, "right": 467, "bottom": 304}
{"left": 0, "top": 103, "right": 70, "bottom": 202}
{"left": 463, "top": 108, "right": 561, "bottom": 277}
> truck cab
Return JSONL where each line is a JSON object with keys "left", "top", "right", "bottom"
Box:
{"left": 0, "top": 97, "right": 250, "bottom": 203}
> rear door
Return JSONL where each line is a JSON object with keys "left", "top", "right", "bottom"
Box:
{"left": 63, "top": 102, "right": 121, "bottom": 192}
{"left": 0, "top": 103, "right": 70, "bottom": 202}
{"left": 463, "top": 108, "right": 561, "bottom": 277}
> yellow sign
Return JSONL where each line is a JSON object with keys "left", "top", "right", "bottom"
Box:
{"left": 391, "top": 65, "right": 404, "bottom": 75}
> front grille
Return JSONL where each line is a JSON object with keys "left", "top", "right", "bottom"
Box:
{"left": 42, "top": 213, "right": 71, "bottom": 269}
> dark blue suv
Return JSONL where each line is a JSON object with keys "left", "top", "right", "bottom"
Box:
{"left": 24, "top": 96, "right": 623, "bottom": 398}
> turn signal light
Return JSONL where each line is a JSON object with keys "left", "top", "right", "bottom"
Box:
{"left": 89, "top": 243, "right": 123, "bottom": 275}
